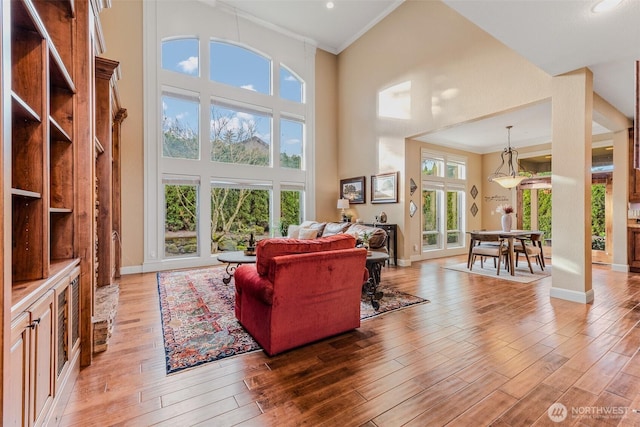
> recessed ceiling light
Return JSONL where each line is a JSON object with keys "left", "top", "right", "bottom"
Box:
{"left": 592, "top": 0, "right": 623, "bottom": 13}
{"left": 326, "top": 1, "right": 334, "bottom": 9}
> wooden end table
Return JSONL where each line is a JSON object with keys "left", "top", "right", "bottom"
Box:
{"left": 363, "top": 251, "right": 390, "bottom": 310}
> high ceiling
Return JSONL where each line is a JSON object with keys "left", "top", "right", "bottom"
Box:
{"left": 216, "top": 0, "right": 638, "bottom": 152}
{"left": 216, "top": 0, "right": 403, "bottom": 54}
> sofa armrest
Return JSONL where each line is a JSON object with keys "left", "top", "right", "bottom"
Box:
{"left": 234, "top": 264, "right": 274, "bottom": 305}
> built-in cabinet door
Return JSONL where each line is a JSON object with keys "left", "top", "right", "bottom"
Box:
{"left": 628, "top": 229, "right": 640, "bottom": 272}
{"left": 8, "top": 289, "right": 55, "bottom": 427}
{"left": 29, "top": 291, "right": 55, "bottom": 427}
{"left": 8, "top": 312, "right": 31, "bottom": 427}
{"left": 629, "top": 131, "right": 640, "bottom": 202}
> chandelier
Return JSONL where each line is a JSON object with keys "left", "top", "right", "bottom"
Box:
{"left": 488, "top": 125, "right": 525, "bottom": 189}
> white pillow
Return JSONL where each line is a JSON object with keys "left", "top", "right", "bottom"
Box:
{"left": 298, "top": 228, "right": 318, "bottom": 240}
{"left": 287, "top": 224, "right": 301, "bottom": 239}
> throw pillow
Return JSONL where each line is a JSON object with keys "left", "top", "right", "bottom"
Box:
{"left": 298, "top": 228, "right": 318, "bottom": 240}
{"left": 287, "top": 224, "right": 302, "bottom": 239}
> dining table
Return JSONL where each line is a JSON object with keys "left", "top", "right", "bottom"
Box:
{"left": 467, "top": 230, "right": 544, "bottom": 276}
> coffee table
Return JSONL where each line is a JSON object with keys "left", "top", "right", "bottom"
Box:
{"left": 363, "top": 251, "right": 390, "bottom": 310}
{"left": 217, "top": 251, "right": 256, "bottom": 284}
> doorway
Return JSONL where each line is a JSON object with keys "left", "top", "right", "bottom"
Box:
{"left": 517, "top": 146, "right": 613, "bottom": 264}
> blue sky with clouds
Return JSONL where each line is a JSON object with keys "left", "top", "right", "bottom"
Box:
{"left": 162, "top": 38, "right": 303, "bottom": 158}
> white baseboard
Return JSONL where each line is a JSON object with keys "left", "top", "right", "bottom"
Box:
{"left": 120, "top": 265, "right": 143, "bottom": 275}
{"left": 550, "top": 287, "right": 595, "bottom": 304}
{"left": 120, "top": 257, "right": 224, "bottom": 276}
{"left": 611, "top": 263, "right": 629, "bottom": 272}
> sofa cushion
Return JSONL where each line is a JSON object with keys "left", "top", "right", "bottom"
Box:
{"left": 298, "top": 228, "right": 318, "bottom": 239}
{"left": 287, "top": 224, "right": 302, "bottom": 238}
{"left": 299, "top": 221, "right": 326, "bottom": 237}
{"left": 255, "top": 234, "right": 356, "bottom": 277}
{"left": 305, "top": 222, "right": 327, "bottom": 236}
{"left": 321, "top": 221, "right": 352, "bottom": 237}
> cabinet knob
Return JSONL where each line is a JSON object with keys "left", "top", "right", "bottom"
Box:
{"left": 27, "top": 318, "right": 41, "bottom": 329}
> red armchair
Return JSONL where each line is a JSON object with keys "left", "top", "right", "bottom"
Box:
{"left": 234, "top": 234, "right": 368, "bottom": 356}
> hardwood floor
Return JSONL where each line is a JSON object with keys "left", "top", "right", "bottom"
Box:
{"left": 60, "top": 256, "right": 640, "bottom": 426}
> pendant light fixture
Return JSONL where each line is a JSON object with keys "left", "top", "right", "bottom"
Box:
{"left": 488, "top": 125, "right": 525, "bottom": 189}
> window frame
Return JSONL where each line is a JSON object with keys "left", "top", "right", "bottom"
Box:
{"left": 420, "top": 149, "right": 468, "bottom": 256}
{"left": 143, "top": 1, "right": 316, "bottom": 272}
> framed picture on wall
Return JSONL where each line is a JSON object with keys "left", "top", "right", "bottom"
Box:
{"left": 340, "top": 176, "right": 366, "bottom": 204}
{"left": 371, "top": 172, "right": 399, "bottom": 204}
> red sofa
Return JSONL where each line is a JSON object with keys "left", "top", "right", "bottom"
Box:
{"left": 234, "top": 234, "right": 368, "bottom": 356}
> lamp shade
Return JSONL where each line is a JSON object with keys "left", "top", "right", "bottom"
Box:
{"left": 492, "top": 175, "right": 526, "bottom": 189}
{"left": 337, "top": 198, "right": 350, "bottom": 209}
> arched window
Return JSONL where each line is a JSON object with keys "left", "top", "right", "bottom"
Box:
{"left": 162, "top": 38, "right": 199, "bottom": 76}
{"left": 280, "top": 65, "right": 303, "bottom": 103}
{"left": 144, "top": 1, "right": 315, "bottom": 271}
{"left": 210, "top": 41, "right": 270, "bottom": 94}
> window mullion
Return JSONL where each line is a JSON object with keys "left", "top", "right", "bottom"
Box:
{"left": 149, "top": 2, "right": 314, "bottom": 269}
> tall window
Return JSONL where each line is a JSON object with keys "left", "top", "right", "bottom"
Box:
{"left": 163, "top": 177, "right": 199, "bottom": 258}
{"left": 210, "top": 102, "right": 272, "bottom": 166}
{"left": 422, "top": 186, "right": 442, "bottom": 249}
{"left": 147, "top": 1, "right": 315, "bottom": 269}
{"left": 280, "top": 118, "right": 303, "bottom": 169}
{"left": 162, "top": 92, "right": 200, "bottom": 160}
{"left": 421, "top": 150, "right": 467, "bottom": 253}
{"left": 210, "top": 181, "right": 271, "bottom": 252}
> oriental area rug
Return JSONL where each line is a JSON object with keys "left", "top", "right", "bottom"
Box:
{"left": 157, "top": 266, "right": 427, "bottom": 374}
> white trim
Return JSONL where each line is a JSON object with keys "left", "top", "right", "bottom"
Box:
{"left": 143, "top": 1, "right": 316, "bottom": 273}
{"left": 550, "top": 287, "right": 595, "bottom": 304}
{"left": 335, "top": 0, "right": 405, "bottom": 54}
{"left": 211, "top": 1, "right": 319, "bottom": 52}
{"left": 143, "top": 0, "right": 161, "bottom": 262}
{"left": 120, "top": 265, "right": 143, "bottom": 275}
{"left": 123, "top": 256, "right": 225, "bottom": 275}
{"left": 399, "top": 258, "right": 413, "bottom": 267}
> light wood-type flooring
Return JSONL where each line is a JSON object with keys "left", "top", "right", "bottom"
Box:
{"left": 60, "top": 256, "right": 640, "bottom": 426}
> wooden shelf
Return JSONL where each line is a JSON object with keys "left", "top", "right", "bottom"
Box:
{"left": 11, "top": 91, "right": 41, "bottom": 123}
{"left": 49, "top": 48, "right": 75, "bottom": 93}
{"left": 50, "top": 117, "right": 71, "bottom": 142}
{"left": 11, "top": 258, "right": 79, "bottom": 319}
{"left": 12, "top": 0, "right": 47, "bottom": 38}
{"left": 50, "top": 208, "right": 72, "bottom": 214}
{"left": 11, "top": 188, "right": 42, "bottom": 199}
{"left": 95, "top": 136, "right": 104, "bottom": 154}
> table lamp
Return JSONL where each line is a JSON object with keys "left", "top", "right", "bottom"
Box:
{"left": 337, "top": 198, "right": 350, "bottom": 222}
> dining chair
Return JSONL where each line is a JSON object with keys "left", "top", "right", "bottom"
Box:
{"left": 469, "top": 233, "right": 510, "bottom": 275}
{"left": 514, "top": 232, "right": 545, "bottom": 273}
{"left": 467, "top": 230, "right": 502, "bottom": 268}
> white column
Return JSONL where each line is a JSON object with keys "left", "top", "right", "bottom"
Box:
{"left": 550, "top": 68, "right": 594, "bottom": 303}
{"left": 611, "top": 130, "right": 629, "bottom": 270}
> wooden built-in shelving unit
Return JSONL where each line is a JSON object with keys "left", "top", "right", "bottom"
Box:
{"left": 2, "top": 0, "right": 122, "bottom": 424}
